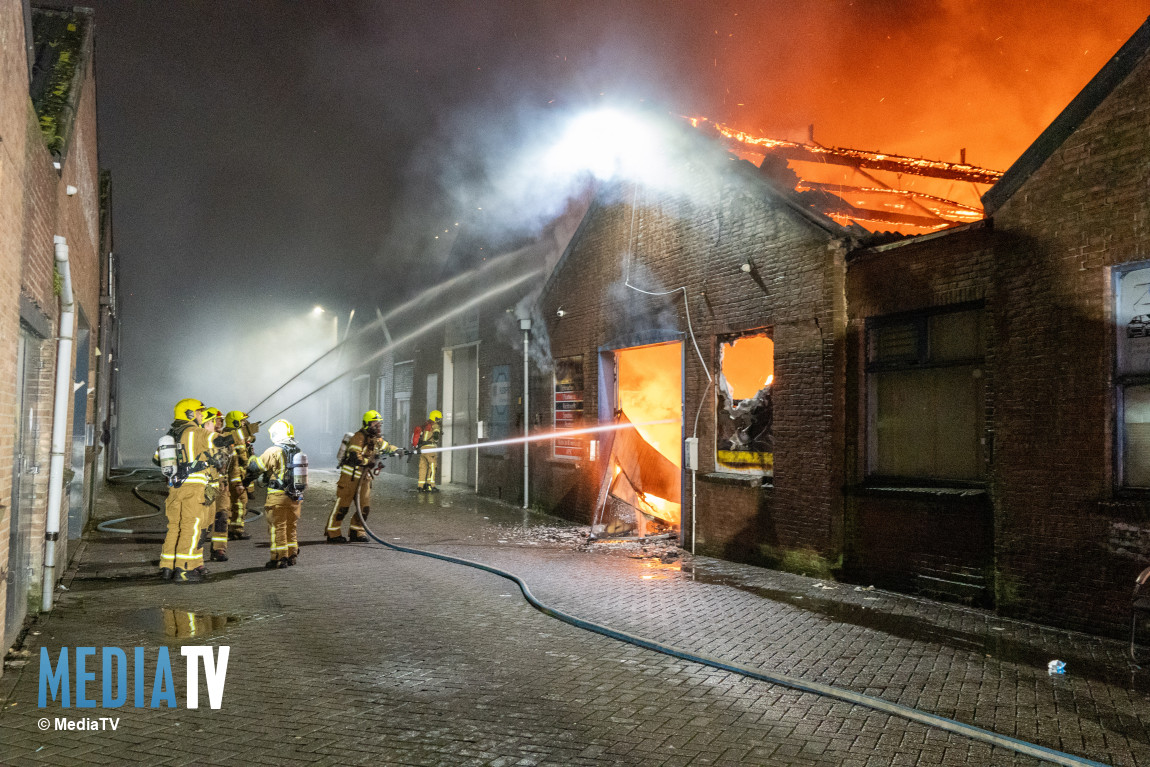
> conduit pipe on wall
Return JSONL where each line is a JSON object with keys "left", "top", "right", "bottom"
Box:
{"left": 42, "top": 235, "right": 75, "bottom": 612}
{"left": 520, "top": 318, "right": 532, "bottom": 509}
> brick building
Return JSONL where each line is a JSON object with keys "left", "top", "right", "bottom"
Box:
{"left": 0, "top": 3, "right": 114, "bottom": 658}
{"left": 843, "top": 17, "right": 1150, "bottom": 634}
{"left": 358, "top": 20, "right": 1150, "bottom": 638}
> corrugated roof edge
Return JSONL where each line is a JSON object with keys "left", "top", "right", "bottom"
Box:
{"left": 981, "top": 15, "right": 1150, "bottom": 216}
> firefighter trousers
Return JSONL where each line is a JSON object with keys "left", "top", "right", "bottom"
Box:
{"left": 327, "top": 473, "right": 371, "bottom": 537}
{"left": 228, "top": 480, "right": 248, "bottom": 532}
{"left": 266, "top": 491, "right": 301, "bottom": 561}
{"left": 161, "top": 483, "right": 211, "bottom": 571}
{"left": 211, "top": 479, "right": 229, "bottom": 552}
{"left": 418, "top": 454, "right": 438, "bottom": 489}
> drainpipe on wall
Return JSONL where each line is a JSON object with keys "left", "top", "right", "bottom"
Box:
{"left": 42, "top": 235, "right": 74, "bottom": 612}
{"left": 520, "top": 318, "right": 531, "bottom": 509}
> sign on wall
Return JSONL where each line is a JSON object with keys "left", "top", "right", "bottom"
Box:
{"left": 554, "top": 355, "right": 584, "bottom": 459}
{"left": 488, "top": 365, "right": 510, "bottom": 456}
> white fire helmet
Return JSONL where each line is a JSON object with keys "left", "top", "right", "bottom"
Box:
{"left": 268, "top": 419, "right": 296, "bottom": 446}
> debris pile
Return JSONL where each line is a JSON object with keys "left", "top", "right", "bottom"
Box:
{"left": 489, "top": 524, "right": 690, "bottom": 565}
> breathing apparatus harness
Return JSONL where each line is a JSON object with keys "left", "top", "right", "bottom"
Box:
{"left": 340, "top": 429, "right": 404, "bottom": 478}
{"left": 266, "top": 441, "right": 308, "bottom": 500}
{"left": 157, "top": 422, "right": 214, "bottom": 488}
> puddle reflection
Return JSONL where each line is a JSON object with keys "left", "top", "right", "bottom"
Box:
{"left": 125, "top": 607, "right": 241, "bottom": 638}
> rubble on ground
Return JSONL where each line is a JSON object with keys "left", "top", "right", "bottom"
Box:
{"left": 490, "top": 524, "right": 690, "bottom": 564}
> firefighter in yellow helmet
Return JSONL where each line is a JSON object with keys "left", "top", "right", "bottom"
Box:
{"left": 413, "top": 409, "right": 443, "bottom": 492}
{"left": 247, "top": 419, "right": 307, "bottom": 568}
{"left": 200, "top": 407, "right": 232, "bottom": 561}
{"left": 156, "top": 398, "right": 234, "bottom": 584}
{"left": 326, "top": 410, "right": 403, "bottom": 543}
{"left": 224, "top": 410, "right": 258, "bottom": 541}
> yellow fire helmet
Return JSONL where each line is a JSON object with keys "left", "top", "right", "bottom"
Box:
{"left": 429, "top": 410, "right": 443, "bottom": 422}
{"left": 268, "top": 419, "right": 296, "bottom": 445}
{"left": 362, "top": 409, "right": 383, "bottom": 428}
{"left": 173, "top": 398, "right": 206, "bottom": 422}
{"left": 202, "top": 406, "right": 223, "bottom": 425}
{"left": 226, "top": 410, "right": 249, "bottom": 430}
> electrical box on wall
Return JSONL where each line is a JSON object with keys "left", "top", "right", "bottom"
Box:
{"left": 684, "top": 437, "right": 698, "bottom": 471}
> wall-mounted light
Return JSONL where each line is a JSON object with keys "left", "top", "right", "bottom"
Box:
{"left": 556, "top": 307, "right": 566, "bottom": 318}
{"left": 740, "top": 262, "right": 752, "bottom": 273}
{"left": 66, "top": 185, "right": 78, "bottom": 196}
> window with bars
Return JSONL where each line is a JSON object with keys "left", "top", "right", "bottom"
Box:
{"left": 866, "top": 306, "right": 986, "bottom": 482}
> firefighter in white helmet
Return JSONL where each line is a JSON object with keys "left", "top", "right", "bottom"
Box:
{"left": 247, "top": 419, "right": 308, "bottom": 568}
{"left": 326, "top": 409, "right": 402, "bottom": 543}
{"left": 156, "top": 398, "right": 234, "bottom": 584}
{"left": 413, "top": 409, "right": 443, "bottom": 492}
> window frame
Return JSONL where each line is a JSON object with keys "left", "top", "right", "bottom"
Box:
{"left": 864, "top": 302, "right": 986, "bottom": 485}
{"left": 1113, "top": 261, "right": 1150, "bottom": 489}
{"left": 714, "top": 328, "right": 775, "bottom": 478}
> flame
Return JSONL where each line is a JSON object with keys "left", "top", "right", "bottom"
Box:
{"left": 617, "top": 343, "right": 683, "bottom": 467}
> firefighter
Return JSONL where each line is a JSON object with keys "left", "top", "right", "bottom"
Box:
{"left": 326, "top": 410, "right": 403, "bottom": 543}
{"left": 156, "top": 398, "right": 233, "bottom": 584}
{"left": 414, "top": 409, "right": 443, "bottom": 492}
{"left": 224, "top": 410, "right": 257, "bottom": 541}
{"left": 200, "top": 407, "right": 232, "bottom": 562}
{"left": 247, "top": 419, "right": 307, "bottom": 568}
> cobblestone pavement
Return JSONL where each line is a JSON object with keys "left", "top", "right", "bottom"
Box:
{"left": 1, "top": 471, "right": 1147, "bottom": 766}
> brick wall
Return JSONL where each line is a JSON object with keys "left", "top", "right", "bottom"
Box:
{"left": 0, "top": 0, "right": 31, "bottom": 651}
{"left": 990, "top": 51, "right": 1150, "bottom": 634}
{"left": 844, "top": 226, "right": 998, "bottom": 604}
{"left": 1, "top": 14, "right": 104, "bottom": 655}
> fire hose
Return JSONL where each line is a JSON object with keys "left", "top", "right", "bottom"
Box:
{"left": 99, "top": 468, "right": 263, "bottom": 534}
{"left": 350, "top": 497, "right": 1107, "bottom": 767}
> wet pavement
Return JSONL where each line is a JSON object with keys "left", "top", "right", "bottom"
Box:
{"left": 2, "top": 471, "right": 1149, "bottom": 765}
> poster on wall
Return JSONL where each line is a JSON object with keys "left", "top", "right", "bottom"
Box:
{"left": 554, "top": 355, "right": 584, "bottom": 459}
{"left": 488, "top": 365, "right": 510, "bottom": 456}
{"left": 1118, "top": 265, "right": 1150, "bottom": 376}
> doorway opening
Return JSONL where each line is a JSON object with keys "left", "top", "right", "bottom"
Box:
{"left": 592, "top": 341, "right": 682, "bottom": 539}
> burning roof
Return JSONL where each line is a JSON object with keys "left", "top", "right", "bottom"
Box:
{"left": 689, "top": 118, "right": 1004, "bottom": 236}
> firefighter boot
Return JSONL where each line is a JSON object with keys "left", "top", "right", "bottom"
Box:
{"left": 348, "top": 506, "right": 370, "bottom": 542}
{"left": 173, "top": 567, "right": 206, "bottom": 585}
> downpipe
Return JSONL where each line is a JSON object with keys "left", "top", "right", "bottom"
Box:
{"left": 42, "top": 235, "right": 74, "bottom": 612}
{"left": 520, "top": 318, "right": 531, "bottom": 509}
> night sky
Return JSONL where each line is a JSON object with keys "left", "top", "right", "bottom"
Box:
{"left": 90, "top": 0, "right": 1149, "bottom": 463}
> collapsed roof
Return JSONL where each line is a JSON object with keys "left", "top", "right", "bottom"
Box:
{"left": 690, "top": 118, "right": 1004, "bottom": 236}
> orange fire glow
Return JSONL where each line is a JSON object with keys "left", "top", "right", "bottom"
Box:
{"left": 616, "top": 343, "right": 683, "bottom": 467}
{"left": 692, "top": 5, "right": 1147, "bottom": 172}
{"left": 615, "top": 342, "right": 683, "bottom": 530}
{"left": 721, "top": 334, "right": 774, "bottom": 400}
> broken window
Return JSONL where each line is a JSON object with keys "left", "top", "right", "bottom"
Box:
{"left": 866, "top": 306, "right": 985, "bottom": 481}
{"left": 1116, "top": 263, "right": 1150, "bottom": 487}
{"left": 716, "top": 331, "right": 774, "bottom": 476}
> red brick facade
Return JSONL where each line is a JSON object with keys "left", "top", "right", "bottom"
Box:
{"left": 0, "top": 5, "right": 106, "bottom": 656}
